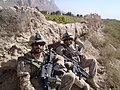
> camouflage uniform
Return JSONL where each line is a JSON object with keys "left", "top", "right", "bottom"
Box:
{"left": 56, "top": 44, "right": 98, "bottom": 79}
{"left": 56, "top": 32, "right": 99, "bottom": 90}
{"left": 17, "top": 33, "right": 65, "bottom": 90}
{"left": 56, "top": 44, "right": 89, "bottom": 90}
{"left": 17, "top": 51, "right": 65, "bottom": 90}
{"left": 60, "top": 70, "right": 89, "bottom": 90}
{"left": 54, "top": 32, "right": 89, "bottom": 90}
{"left": 17, "top": 51, "right": 44, "bottom": 90}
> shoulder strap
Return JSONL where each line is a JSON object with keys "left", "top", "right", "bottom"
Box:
{"left": 18, "top": 56, "right": 42, "bottom": 68}
{"left": 61, "top": 44, "right": 73, "bottom": 53}
{"left": 61, "top": 44, "right": 80, "bottom": 58}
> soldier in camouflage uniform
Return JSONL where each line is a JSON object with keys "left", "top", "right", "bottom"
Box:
{"left": 56, "top": 32, "right": 99, "bottom": 90}
{"left": 17, "top": 33, "right": 66, "bottom": 90}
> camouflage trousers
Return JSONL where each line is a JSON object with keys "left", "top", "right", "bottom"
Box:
{"left": 19, "top": 75, "right": 60, "bottom": 90}
{"left": 19, "top": 74, "right": 44, "bottom": 90}
{"left": 19, "top": 74, "right": 35, "bottom": 90}
{"left": 80, "top": 58, "right": 98, "bottom": 78}
{"left": 60, "top": 70, "right": 89, "bottom": 90}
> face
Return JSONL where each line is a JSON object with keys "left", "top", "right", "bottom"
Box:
{"left": 64, "top": 38, "right": 73, "bottom": 46}
{"left": 32, "top": 42, "right": 45, "bottom": 54}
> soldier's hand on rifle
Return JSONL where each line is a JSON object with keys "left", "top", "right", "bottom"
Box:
{"left": 64, "top": 62, "right": 73, "bottom": 71}
{"left": 80, "top": 54, "right": 86, "bottom": 60}
{"left": 54, "top": 63, "right": 66, "bottom": 76}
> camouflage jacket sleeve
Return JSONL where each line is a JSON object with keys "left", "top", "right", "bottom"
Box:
{"left": 17, "top": 58, "right": 35, "bottom": 90}
{"left": 56, "top": 45, "right": 64, "bottom": 56}
{"left": 74, "top": 38, "right": 84, "bottom": 51}
{"left": 17, "top": 60, "right": 30, "bottom": 77}
{"left": 54, "top": 54, "right": 67, "bottom": 73}
{"left": 55, "top": 55, "right": 65, "bottom": 66}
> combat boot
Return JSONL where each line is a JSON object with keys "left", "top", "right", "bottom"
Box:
{"left": 86, "top": 78, "right": 99, "bottom": 90}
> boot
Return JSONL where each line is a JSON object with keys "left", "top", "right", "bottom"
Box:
{"left": 86, "top": 78, "right": 99, "bottom": 90}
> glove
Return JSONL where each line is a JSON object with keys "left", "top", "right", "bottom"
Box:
{"left": 64, "top": 62, "right": 73, "bottom": 70}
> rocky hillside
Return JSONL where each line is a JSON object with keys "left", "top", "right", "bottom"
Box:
{"left": 0, "top": 0, "right": 59, "bottom": 12}
{"left": 0, "top": 6, "right": 118, "bottom": 90}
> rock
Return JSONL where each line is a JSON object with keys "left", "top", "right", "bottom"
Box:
{"left": 0, "top": 6, "right": 3, "bottom": 12}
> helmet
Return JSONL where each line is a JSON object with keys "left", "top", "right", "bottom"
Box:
{"left": 62, "top": 32, "right": 74, "bottom": 40}
{"left": 28, "top": 33, "right": 46, "bottom": 46}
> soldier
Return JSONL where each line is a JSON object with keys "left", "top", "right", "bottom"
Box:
{"left": 56, "top": 32, "right": 99, "bottom": 90}
{"left": 17, "top": 33, "right": 66, "bottom": 90}
{"left": 55, "top": 32, "right": 90, "bottom": 90}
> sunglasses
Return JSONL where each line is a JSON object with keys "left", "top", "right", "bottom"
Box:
{"left": 32, "top": 42, "right": 45, "bottom": 46}
{"left": 64, "top": 38, "right": 73, "bottom": 41}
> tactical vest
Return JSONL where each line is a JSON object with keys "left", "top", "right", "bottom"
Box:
{"left": 18, "top": 52, "right": 48, "bottom": 68}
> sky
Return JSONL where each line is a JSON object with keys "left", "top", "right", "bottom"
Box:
{"left": 54, "top": 0, "right": 120, "bottom": 20}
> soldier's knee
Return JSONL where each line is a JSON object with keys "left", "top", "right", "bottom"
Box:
{"left": 60, "top": 72, "right": 75, "bottom": 90}
{"left": 83, "top": 83, "right": 90, "bottom": 90}
{"left": 62, "top": 71, "right": 75, "bottom": 82}
{"left": 91, "top": 58, "right": 97, "bottom": 66}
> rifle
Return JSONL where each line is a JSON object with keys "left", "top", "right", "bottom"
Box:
{"left": 40, "top": 48, "right": 61, "bottom": 90}
{"left": 63, "top": 54, "right": 90, "bottom": 79}
{"left": 52, "top": 48, "right": 89, "bottom": 79}
{"left": 61, "top": 44, "right": 89, "bottom": 78}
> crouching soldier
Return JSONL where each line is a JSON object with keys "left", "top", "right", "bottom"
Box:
{"left": 56, "top": 32, "right": 99, "bottom": 90}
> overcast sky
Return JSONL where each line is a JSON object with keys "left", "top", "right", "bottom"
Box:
{"left": 54, "top": 0, "right": 120, "bottom": 20}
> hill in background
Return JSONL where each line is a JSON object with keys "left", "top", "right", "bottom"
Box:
{"left": 0, "top": 0, "right": 59, "bottom": 12}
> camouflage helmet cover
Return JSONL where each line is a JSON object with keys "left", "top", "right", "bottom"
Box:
{"left": 62, "top": 32, "right": 74, "bottom": 40}
{"left": 28, "top": 33, "right": 46, "bottom": 46}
